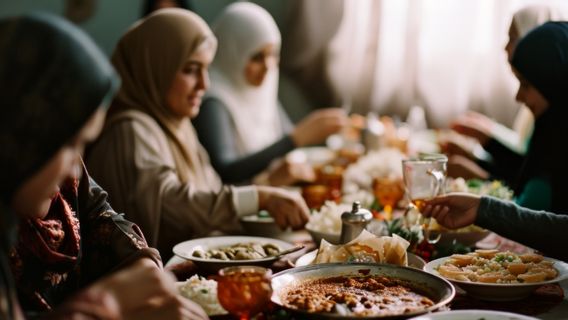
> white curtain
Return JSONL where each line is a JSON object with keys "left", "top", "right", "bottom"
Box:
{"left": 282, "top": 0, "right": 568, "bottom": 128}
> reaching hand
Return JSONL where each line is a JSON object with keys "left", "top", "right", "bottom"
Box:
{"left": 265, "top": 158, "right": 316, "bottom": 186}
{"left": 451, "top": 112, "right": 494, "bottom": 145}
{"left": 292, "top": 108, "right": 348, "bottom": 147}
{"left": 447, "top": 155, "right": 489, "bottom": 180}
{"left": 422, "top": 193, "right": 482, "bottom": 230}
{"left": 257, "top": 186, "right": 310, "bottom": 230}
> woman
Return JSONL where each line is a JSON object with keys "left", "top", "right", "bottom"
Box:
{"left": 193, "top": 2, "right": 347, "bottom": 185}
{"left": 448, "top": 5, "right": 568, "bottom": 183}
{"left": 87, "top": 9, "right": 310, "bottom": 260}
{"left": 422, "top": 22, "right": 568, "bottom": 261}
{"left": 0, "top": 13, "right": 207, "bottom": 319}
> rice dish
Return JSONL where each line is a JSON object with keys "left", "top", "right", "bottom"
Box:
{"left": 178, "top": 275, "right": 227, "bottom": 316}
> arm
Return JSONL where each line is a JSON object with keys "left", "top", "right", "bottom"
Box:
{"left": 193, "top": 97, "right": 295, "bottom": 184}
{"left": 75, "top": 165, "right": 162, "bottom": 284}
{"left": 480, "top": 138, "right": 525, "bottom": 183}
{"left": 422, "top": 193, "right": 568, "bottom": 261}
{"left": 477, "top": 196, "right": 567, "bottom": 261}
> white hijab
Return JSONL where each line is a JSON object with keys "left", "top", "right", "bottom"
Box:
{"left": 207, "top": 2, "right": 283, "bottom": 156}
{"left": 513, "top": 4, "right": 568, "bottom": 38}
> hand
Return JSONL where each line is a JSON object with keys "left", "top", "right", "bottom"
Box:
{"left": 422, "top": 193, "right": 481, "bottom": 230}
{"left": 451, "top": 112, "right": 494, "bottom": 145}
{"left": 125, "top": 296, "right": 209, "bottom": 320}
{"left": 87, "top": 258, "right": 208, "bottom": 319}
{"left": 292, "top": 108, "right": 348, "bottom": 146}
{"left": 257, "top": 186, "right": 310, "bottom": 230}
{"left": 447, "top": 155, "right": 489, "bottom": 180}
{"left": 266, "top": 158, "right": 316, "bottom": 186}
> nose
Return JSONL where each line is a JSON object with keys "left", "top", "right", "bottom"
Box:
{"left": 197, "top": 69, "right": 209, "bottom": 91}
{"left": 515, "top": 86, "right": 523, "bottom": 103}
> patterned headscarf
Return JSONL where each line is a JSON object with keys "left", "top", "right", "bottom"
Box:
{"left": 0, "top": 13, "right": 119, "bottom": 203}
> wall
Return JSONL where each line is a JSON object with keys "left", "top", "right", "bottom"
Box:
{"left": 0, "top": 0, "right": 287, "bottom": 55}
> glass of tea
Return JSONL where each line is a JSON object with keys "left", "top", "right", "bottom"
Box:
{"left": 216, "top": 266, "right": 273, "bottom": 320}
{"left": 402, "top": 155, "right": 447, "bottom": 244}
{"left": 372, "top": 176, "right": 404, "bottom": 220}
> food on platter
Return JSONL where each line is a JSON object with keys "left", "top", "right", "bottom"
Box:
{"left": 281, "top": 275, "right": 434, "bottom": 316}
{"left": 191, "top": 242, "right": 281, "bottom": 261}
{"left": 436, "top": 250, "right": 558, "bottom": 283}
{"left": 178, "top": 275, "right": 227, "bottom": 316}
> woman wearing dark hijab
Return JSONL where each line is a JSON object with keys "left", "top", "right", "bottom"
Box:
{"left": 0, "top": 13, "right": 207, "bottom": 319}
{"left": 420, "top": 22, "right": 568, "bottom": 261}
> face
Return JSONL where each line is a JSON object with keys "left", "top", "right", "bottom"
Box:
{"left": 11, "top": 108, "right": 107, "bottom": 219}
{"left": 165, "top": 44, "right": 215, "bottom": 119}
{"left": 513, "top": 69, "right": 550, "bottom": 118}
{"left": 505, "top": 21, "right": 519, "bottom": 62}
{"left": 244, "top": 43, "right": 279, "bottom": 87}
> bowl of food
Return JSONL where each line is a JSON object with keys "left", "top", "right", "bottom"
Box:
{"left": 240, "top": 211, "right": 289, "bottom": 239}
{"left": 271, "top": 263, "right": 455, "bottom": 319}
{"left": 177, "top": 275, "right": 227, "bottom": 317}
{"left": 408, "top": 309, "right": 539, "bottom": 320}
{"left": 305, "top": 201, "right": 350, "bottom": 245}
{"left": 172, "top": 236, "right": 294, "bottom": 274}
{"left": 424, "top": 250, "right": 568, "bottom": 301}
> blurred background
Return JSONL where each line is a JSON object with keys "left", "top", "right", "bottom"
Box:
{"left": 1, "top": 0, "right": 566, "bottom": 128}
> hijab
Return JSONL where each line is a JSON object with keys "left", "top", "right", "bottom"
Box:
{"left": 511, "top": 22, "right": 568, "bottom": 214}
{"left": 207, "top": 2, "right": 283, "bottom": 156}
{"left": 109, "top": 8, "right": 220, "bottom": 189}
{"left": 513, "top": 4, "right": 568, "bottom": 38}
{"left": 0, "top": 12, "right": 118, "bottom": 317}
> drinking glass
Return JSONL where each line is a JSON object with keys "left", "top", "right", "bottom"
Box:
{"left": 372, "top": 176, "right": 404, "bottom": 220}
{"left": 402, "top": 155, "right": 447, "bottom": 244}
{"left": 216, "top": 266, "right": 273, "bottom": 320}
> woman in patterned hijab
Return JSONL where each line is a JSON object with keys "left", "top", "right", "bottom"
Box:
{"left": 0, "top": 13, "right": 206, "bottom": 320}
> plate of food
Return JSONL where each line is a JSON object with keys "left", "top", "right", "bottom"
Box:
{"left": 177, "top": 275, "right": 227, "bottom": 317}
{"left": 296, "top": 249, "right": 427, "bottom": 270}
{"left": 172, "top": 236, "right": 295, "bottom": 273}
{"left": 408, "top": 309, "right": 539, "bottom": 320}
{"left": 271, "top": 263, "right": 455, "bottom": 319}
{"left": 424, "top": 249, "right": 568, "bottom": 301}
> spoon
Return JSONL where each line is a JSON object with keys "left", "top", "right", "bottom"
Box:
{"left": 273, "top": 245, "right": 305, "bottom": 258}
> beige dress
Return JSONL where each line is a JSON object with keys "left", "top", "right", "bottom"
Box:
{"left": 87, "top": 110, "right": 258, "bottom": 259}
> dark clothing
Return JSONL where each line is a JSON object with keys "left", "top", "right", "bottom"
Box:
{"left": 193, "top": 97, "right": 296, "bottom": 184}
{"left": 10, "top": 170, "right": 160, "bottom": 317}
{"left": 509, "top": 22, "right": 568, "bottom": 215}
{"left": 477, "top": 196, "right": 568, "bottom": 261}
{"left": 479, "top": 138, "right": 525, "bottom": 183}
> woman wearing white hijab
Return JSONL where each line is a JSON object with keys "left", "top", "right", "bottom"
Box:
{"left": 446, "top": 4, "right": 568, "bottom": 181}
{"left": 87, "top": 9, "right": 309, "bottom": 259}
{"left": 193, "top": 2, "right": 347, "bottom": 185}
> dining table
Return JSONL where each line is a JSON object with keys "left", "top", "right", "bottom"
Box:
{"left": 166, "top": 229, "right": 568, "bottom": 319}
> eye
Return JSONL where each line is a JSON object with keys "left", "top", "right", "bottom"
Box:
{"left": 183, "top": 65, "right": 200, "bottom": 75}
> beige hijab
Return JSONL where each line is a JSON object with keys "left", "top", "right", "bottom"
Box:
{"left": 109, "top": 8, "right": 220, "bottom": 189}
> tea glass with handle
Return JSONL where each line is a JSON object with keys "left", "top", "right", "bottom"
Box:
{"left": 402, "top": 155, "right": 447, "bottom": 244}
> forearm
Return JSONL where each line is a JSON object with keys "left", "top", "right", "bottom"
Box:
{"left": 476, "top": 196, "right": 568, "bottom": 261}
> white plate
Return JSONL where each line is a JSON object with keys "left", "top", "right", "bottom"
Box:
{"left": 408, "top": 309, "right": 539, "bottom": 320}
{"left": 424, "top": 256, "right": 568, "bottom": 301}
{"left": 172, "top": 236, "right": 294, "bottom": 273}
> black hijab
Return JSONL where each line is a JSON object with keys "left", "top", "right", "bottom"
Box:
{"left": 0, "top": 12, "right": 119, "bottom": 318}
{"left": 511, "top": 22, "right": 568, "bottom": 214}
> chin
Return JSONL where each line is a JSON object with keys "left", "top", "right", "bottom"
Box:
{"left": 189, "top": 106, "right": 201, "bottom": 119}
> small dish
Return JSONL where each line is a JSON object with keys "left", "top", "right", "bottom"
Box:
{"left": 408, "top": 309, "right": 539, "bottom": 320}
{"left": 424, "top": 256, "right": 568, "bottom": 301}
{"left": 173, "top": 236, "right": 294, "bottom": 274}
{"left": 305, "top": 227, "right": 341, "bottom": 245}
{"left": 240, "top": 213, "right": 289, "bottom": 239}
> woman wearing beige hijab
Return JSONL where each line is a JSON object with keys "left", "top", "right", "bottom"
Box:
{"left": 87, "top": 8, "right": 309, "bottom": 259}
